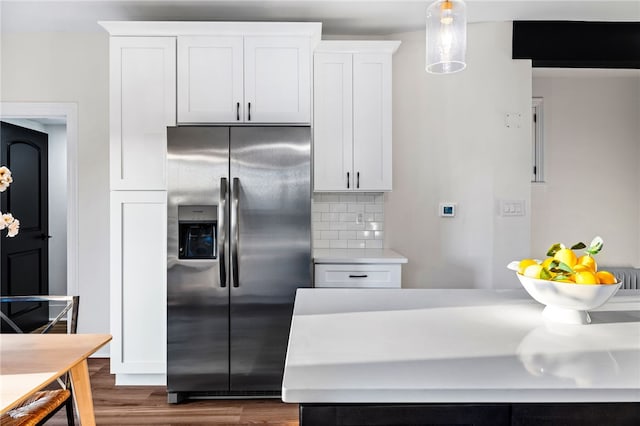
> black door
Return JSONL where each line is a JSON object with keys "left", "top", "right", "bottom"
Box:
{"left": 1, "top": 121, "right": 49, "bottom": 332}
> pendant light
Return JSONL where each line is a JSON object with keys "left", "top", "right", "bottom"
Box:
{"left": 426, "top": 0, "right": 467, "bottom": 74}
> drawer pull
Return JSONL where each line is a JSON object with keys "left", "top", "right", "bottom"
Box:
{"left": 348, "top": 274, "right": 369, "bottom": 278}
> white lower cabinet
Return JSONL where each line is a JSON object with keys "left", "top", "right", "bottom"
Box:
{"left": 110, "top": 191, "right": 167, "bottom": 384}
{"left": 314, "top": 263, "right": 401, "bottom": 288}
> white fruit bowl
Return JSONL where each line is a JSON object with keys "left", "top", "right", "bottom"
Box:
{"left": 507, "top": 261, "right": 621, "bottom": 325}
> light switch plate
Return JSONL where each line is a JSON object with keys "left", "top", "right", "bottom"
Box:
{"left": 500, "top": 200, "right": 526, "bottom": 216}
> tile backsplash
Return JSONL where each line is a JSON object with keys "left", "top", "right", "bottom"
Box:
{"left": 312, "top": 193, "right": 384, "bottom": 249}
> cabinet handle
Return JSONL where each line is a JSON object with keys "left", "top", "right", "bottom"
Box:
{"left": 357, "top": 172, "right": 360, "bottom": 189}
{"left": 236, "top": 102, "right": 240, "bottom": 121}
{"left": 248, "top": 102, "right": 251, "bottom": 121}
{"left": 347, "top": 172, "right": 350, "bottom": 189}
{"left": 348, "top": 274, "right": 368, "bottom": 278}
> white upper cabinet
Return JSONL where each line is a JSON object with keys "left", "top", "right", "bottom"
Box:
{"left": 313, "top": 41, "right": 400, "bottom": 192}
{"left": 244, "top": 36, "right": 311, "bottom": 123}
{"left": 178, "top": 35, "right": 311, "bottom": 124}
{"left": 178, "top": 36, "right": 244, "bottom": 123}
{"left": 110, "top": 36, "right": 176, "bottom": 191}
{"left": 313, "top": 53, "right": 353, "bottom": 191}
{"left": 103, "top": 22, "right": 320, "bottom": 127}
{"left": 352, "top": 53, "right": 393, "bottom": 191}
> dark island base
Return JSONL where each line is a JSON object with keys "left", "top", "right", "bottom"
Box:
{"left": 300, "top": 402, "right": 640, "bottom": 426}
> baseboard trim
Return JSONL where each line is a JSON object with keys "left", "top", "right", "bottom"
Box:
{"left": 90, "top": 345, "right": 110, "bottom": 358}
{"left": 115, "top": 373, "right": 167, "bottom": 386}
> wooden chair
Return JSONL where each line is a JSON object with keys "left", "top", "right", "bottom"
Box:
{"left": 0, "top": 295, "right": 79, "bottom": 426}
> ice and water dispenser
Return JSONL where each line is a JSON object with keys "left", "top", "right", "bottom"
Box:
{"left": 178, "top": 205, "right": 217, "bottom": 260}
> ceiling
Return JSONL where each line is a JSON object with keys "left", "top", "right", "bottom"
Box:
{"left": 1, "top": 0, "right": 639, "bottom": 35}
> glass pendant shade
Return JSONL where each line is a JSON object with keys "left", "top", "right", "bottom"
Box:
{"left": 426, "top": 0, "right": 467, "bottom": 74}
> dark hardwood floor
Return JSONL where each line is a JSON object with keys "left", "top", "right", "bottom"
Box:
{"left": 46, "top": 358, "right": 299, "bottom": 425}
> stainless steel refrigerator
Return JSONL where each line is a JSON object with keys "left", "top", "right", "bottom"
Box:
{"left": 166, "top": 126, "right": 311, "bottom": 402}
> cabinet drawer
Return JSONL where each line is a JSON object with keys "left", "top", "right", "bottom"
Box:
{"left": 314, "top": 264, "right": 401, "bottom": 288}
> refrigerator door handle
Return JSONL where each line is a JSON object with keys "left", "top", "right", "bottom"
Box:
{"left": 219, "top": 177, "right": 228, "bottom": 287}
{"left": 231, "top": 177, "right": 240, "bottom": 288}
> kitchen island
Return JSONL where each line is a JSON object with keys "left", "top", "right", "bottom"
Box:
{"left": 282, "top": 289, "right": 640, "bottom": 425}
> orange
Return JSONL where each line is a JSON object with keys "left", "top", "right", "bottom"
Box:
{"left": 554, "top": 248, "right": 577, "bottom": 268}
{"left": 596, "top": 271, "right": 617, "bottom": 285}
{"left": 518, "top": 259, "right": 538, "bottom": 275}
{"left": 574, "top": 271, "right": 599, "bottom": 285}
{"left": 577, "top": 255, "right": 597, "bottom": 272}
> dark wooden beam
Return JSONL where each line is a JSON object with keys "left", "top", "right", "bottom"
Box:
{"left": 512, "top": 21, "right": 640, "bottom": 68}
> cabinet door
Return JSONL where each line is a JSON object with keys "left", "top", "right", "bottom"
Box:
{"left": 110, "top": 37, "right": 176, "bottom": 190}
{"left": 110, "top": 191, "right": 167, "bottom": 376}
{"left": 313, "top": 53, "right": 353, "bottom": 191}
{"left": 244, "top": 36, "right": 311, "bottom": 123}
{"left": 177, "top": 36, "right": 244, "bottom": 123}
{"left": 353, "top": 53, "right": 393, "bottom": 191}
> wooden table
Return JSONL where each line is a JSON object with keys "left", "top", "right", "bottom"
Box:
{"left": 0, "top": 333, "right": 112, "bottom": 426}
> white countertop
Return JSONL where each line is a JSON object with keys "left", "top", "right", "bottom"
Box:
{"left": 282, "top": 289, "right": 640, "bottom": 403}
{"left": 313, "top": 248, "right": 408, "bottom": 264}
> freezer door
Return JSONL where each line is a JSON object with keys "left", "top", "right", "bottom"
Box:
{"left": 229, "top": 127, "right": 311, "bottom": 392}
{"left": 167, "top": 126, "right": 230, "bottom": 393}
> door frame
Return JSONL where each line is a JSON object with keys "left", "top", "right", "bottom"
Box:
{"left": 0, "top": 102, "right": 79, "bottom": 297}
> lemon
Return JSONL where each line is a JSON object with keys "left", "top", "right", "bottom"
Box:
{"left": 577, "top": 255, "right": 597, "bottom": 272}
{"left": 554, "top": 248, "right": 577, "bottom": 268}
{"left": 523, "top": 264, "right": 544, "bottom": 279}
{"left": 541, "top": 257, "right": 555, "bottom": 269}
{"left": 573, "top": 264, "right": 591, "bottom": 273}
{"left": 574, "top": 270, "right": 598, "bottom": 285}
{"left": 596, "top": 271, "right": 617, "bottom": 285}
{"left": 518, "top": 259, "right": 538, "bottom": 275}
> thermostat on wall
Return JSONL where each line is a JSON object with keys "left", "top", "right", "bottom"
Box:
{"left": 439, "top": 203, "right": 456, "bottom": 217}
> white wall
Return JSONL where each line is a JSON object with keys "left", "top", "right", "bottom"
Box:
{"left": 386, "top": 23, "right": 532, "bottom": 289}
{"left": 532, "top": 71, "right": 640, "bottom": 267}
{"left": 1, "top": 33, "right": 110, "bottom": 343}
